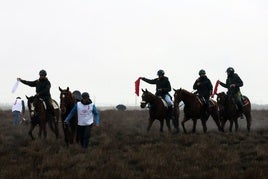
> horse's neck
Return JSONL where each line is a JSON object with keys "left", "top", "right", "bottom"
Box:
{"left": 149, "top": 95, "right": 162, "bottom": 106}
{"left": 66, "top": 99, "right": 75, "bottom": 110}
{"left": 181, "top": 91, "right": 196, "bottom": 106}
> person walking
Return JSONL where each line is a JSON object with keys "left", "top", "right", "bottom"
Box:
{"left": 11, "top": 97, "right": 25, "bottom": 126}
{"left": 64, "top": 92, "right": 100, "bottom": 149}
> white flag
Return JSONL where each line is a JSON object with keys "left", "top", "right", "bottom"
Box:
{"left": 12, "top": 80, "right": 20, "bottom": 93}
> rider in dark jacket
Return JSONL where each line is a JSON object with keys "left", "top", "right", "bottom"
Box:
{"left": 141, "top": 69, "right": 173, "bottom": 117}
{"left": 219, "top": 67, "right": 244, "bottom": 116}
{"left": 193, "top": 69, "right": 213, "bottom": 115}
{"left": 141, "top": 69, "right": 173, "bottom": 106}
{"left": 17, "top": 69, "right": 55, "bottom": 119}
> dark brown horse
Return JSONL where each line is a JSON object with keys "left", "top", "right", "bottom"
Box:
{"left": 216, "top": 92, "right": 252, "bottom": 132}
{"left": 59, "top": 87, "right": 78, "bottom": 146}
{"left": 173, "top": 88, "right": 223, "bottom": 133}
{"left": 140, "top": 89, "right": 179, "bottom": 133}
{"left": 26, "top": 95, "right": 59, "bottom": 140}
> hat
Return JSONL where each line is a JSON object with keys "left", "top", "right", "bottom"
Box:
{"left": 81, "top": 92, "right": 90, "bottom": 99}
{"left": 39, "top": 69, "right": 47, "bottom": 76}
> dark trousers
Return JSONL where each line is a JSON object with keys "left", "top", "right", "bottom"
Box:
{"left": 77, "top": 125, "right": 92, "bottom": 148}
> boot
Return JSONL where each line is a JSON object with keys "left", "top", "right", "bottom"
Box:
{"left": 167, "top": 106, "right": 173, "bottom": 119}
{"left": 202, "top": 103, "right": 209, "bottom": 118}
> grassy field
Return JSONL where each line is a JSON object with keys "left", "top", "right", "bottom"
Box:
{"left": 0, "top": 109, "right": 267, "bottom": 178}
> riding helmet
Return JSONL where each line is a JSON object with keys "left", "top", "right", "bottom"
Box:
{"left": 39, "top": 69, "right": 47, "bottom": 76}
{"left": 157, "top": 69, "right": 165, "bottom": 76}
{"left": 81, "top": 92, "right": 90, "bottom": 99}
{"left": 226, "top": 67, "right": 234, "bottom": 75}
{"left": 199, "top": 69, "right": 206, "bottom": 76}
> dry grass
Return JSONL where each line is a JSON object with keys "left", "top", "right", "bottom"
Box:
{"left": 0, "top": 109, "right": 267, "bottom": 178}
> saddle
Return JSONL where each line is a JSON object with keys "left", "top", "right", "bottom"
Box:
{"left": 159, "top": 97, "right": 168, "bottom": 108}
{"left": 242, "top": 96, "right": 249, "bottom": 106}
{"left": 40, "top": 98, "right": 59, "bottom": 110}
{"left": 196, "top": 95, "right": 214, "bottom": 107}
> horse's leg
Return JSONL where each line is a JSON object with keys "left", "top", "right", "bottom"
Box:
{"left": 40, "top": 118, "right": 47, "bottom": 139}
{"left": 159, "top": 119, "right": 164, "bottom": 132}
{"left": 211, "top": 111, "right": 223, "bottom": 132}
{"left": 28, "top": 123, "right": 35, "bottom": 140}
{"left": 71, "top": 123, "right": 77, "bottom": 144}
{"left": 165, "top": 118, "right": 172, "bottom": 133}
{"left": 147, "top": 118, "right": 154, "bottom": 132}
{"left": 244, "top": 110, "right": 252, "bottom": 132}
{"left": 234, "top": 118, "right": 238, "bottom": 132}
{"left": 229, "top": 119, "right": 233, "bottom": 132}
{"left": 49, "top": 116, "right": 58, "bottom": 139}
{"left": 221, "top": 119, "right": 227, "bottom": 132}
{"left": 181, "top": 117, "right": 189, "bottom": 134}
{"left": 201, "top": 118, "right": 207, "bottom": 133}
{"left": 172, "top": 108, "right": 180, "bottom": 133}
{"left": 62, "top": 121, "right": 69, "bottom": 145}
{"left": 38, "top": 123, "right": 42, "bottom": 138}
{"left": 54, "top": 110, "right": 60, "bottom": 138}
{"left": 192, "top": 119, "right": 197, "bottom": 133}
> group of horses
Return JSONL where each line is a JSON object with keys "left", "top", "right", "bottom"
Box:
{"left": 140, "top": 88, "right": 252, "bottom": 134}
{"left": 26, "top": 87, "right": 79, "bottom": 146}
{"left": 25, "top": 86, "right": 252, "bottom": 143}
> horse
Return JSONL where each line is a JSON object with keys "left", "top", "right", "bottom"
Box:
{"left": 216, "top": 92, "right": 252, "bottom": 132}
{"left": 173, "top": 88, "right": 223, "bottom": 134}
{"left": 140, "top": 89, "right": 179, "bottom": 133}
{"left": 59, "top": 87, "right": 79, "bottom": 146}
{"left": 26, "top": 95, "right": 60, "bottom": 140}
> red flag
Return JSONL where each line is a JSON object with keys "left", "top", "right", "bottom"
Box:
{"left": 135, "top": 77, "right": 141, "bottom": 96}
{"left": 211, "top": 80, "right": 220, "bottom": 98}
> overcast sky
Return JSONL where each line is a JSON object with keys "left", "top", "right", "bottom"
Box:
{"left": 1, "top": 0, "right": 267, "bottom": 107}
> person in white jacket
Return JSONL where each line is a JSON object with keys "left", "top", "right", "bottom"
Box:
{"left": 11, "top": 97, "right": 25, "bottom": 126}
{"left": 64, "top": 92, "right": 100, "bottom": 148}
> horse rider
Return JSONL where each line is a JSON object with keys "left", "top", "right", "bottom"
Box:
{"left": 193, "top": 69, "right": 213, "bottom": 117}
{"left": 17, "top": 69, "right": 55, "bottom": 120}
{"left": 218, "top": 67, "right": 244, "bottom": 118}
{"left": 141, "top": 69, "right": 173, "bottom": 118}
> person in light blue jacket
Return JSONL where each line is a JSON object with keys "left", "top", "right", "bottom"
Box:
{"left": 64, "top": 92, "right": 100, "bottom": 148}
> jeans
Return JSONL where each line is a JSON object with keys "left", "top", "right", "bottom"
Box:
{"left": 77, "top": 125, "right": 92, "bottom": 148}
{"left": 164, "top": 94, "right": 173, "bottom": 106}
{"left": 12, "top": 111, "right": 21, "bottom": 126}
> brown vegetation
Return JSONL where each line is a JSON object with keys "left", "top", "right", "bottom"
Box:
{"left": 0, "top": 109, "right": 267, "bottom": 178}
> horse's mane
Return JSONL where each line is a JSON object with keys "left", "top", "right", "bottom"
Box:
{"left": 180, "top": 88, "right": 193, "bottom": 96}
{"left": 175, "top": 88, "right": 195, "bottom": 98}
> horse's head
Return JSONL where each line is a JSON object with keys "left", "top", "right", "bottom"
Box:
{"left": 173, "top": 88, "right": 183, "bottom": 107}
{"left": 140, "top": 89, "right": 154, "bottom": 108}
{"left": 26, "top": 95, "right": 36, "bottom": 118}
{"left": 216, "top": 92, "right": 228, "bottom": 106}
{"left": 26, "top": 95, "right": 43, "bottom": 119}
{"left": 59, "top": 86, "right": 75, "bottom": 114}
